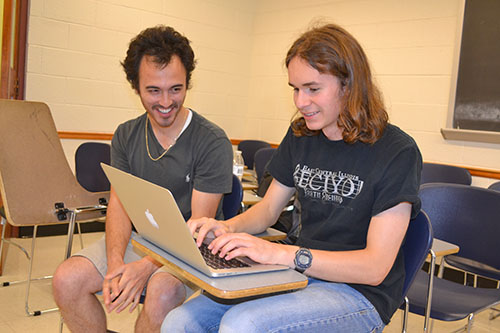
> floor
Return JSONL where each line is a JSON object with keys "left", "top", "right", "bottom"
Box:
{"left": 0, "top": 232, "right": 500, "bottom": 332}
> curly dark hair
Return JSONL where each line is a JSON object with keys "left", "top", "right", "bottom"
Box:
{"left": 286, "top": 23, "right": 388, "bottom": 144}
{"left": 121, "top": 25, "right": 196, "bottom": 93}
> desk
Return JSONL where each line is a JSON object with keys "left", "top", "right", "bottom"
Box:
{"left": 242, "top": 181, "right": 258, "bottom": 191}
{"left": 430, "top": 238, "right": 459, "bottom": 278}
{"left": 431, "top": 238, "right": 459, "bottom": 258}
{"left": 241, "top": 170, "right": 258, "bottom": 191}
{"left": 242, "top": 190, "right": 262, "bottom": 206}
{"left": 243, "top": 169, "right": 256, "bottom": 180}
{"left": 132, "top": 235, "right": 308, "bottom": 300}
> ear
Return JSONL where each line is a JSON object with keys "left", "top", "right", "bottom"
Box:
{"left": 340, "top": 81, "right": 348, "bottom": 96}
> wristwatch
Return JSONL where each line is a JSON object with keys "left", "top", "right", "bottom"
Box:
{"left": 294, "top": 248, "right": 313, "bottom": 273}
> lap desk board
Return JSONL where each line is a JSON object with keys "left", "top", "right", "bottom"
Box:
{"left": 132, "top": 235, "right": 308, "bottom": 300}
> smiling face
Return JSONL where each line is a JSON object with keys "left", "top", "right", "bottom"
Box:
{"left": 138, "top": 54, "right": 188, "bottom": 132}
{"left": 288, "top": 56, "right": 345, "bottom": 141}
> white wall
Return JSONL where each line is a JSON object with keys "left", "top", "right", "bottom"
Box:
{"left": 26, "top": 0, "right": 256, "bottom": 170}
{"left": 25, "top": 0, "right": 500, "bottom": 176}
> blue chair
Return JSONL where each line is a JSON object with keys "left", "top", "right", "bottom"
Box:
{"left": 405, "top": 183, "right": 500, "bottom": 331}
{"left": 254, "top": 147, "right": 276, "bottom": 184}
{"left": 75, "top": 142, "right": 111, "bottom": 192}
{"left": 421, "top": 162, "right": 472, "bottom": 185}
{"left": 222, "top": 174, "right": 243, "bottom": 220}
{"left": 488, "top": 181, "right": 500, "bottom": 192}
{"left": 237, "top": 140, "right": 271, "bottom": 170}
{"left": 400, "top": 210, "right": 434, "bottom": 332}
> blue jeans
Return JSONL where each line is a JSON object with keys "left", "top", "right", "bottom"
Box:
{"left": 162, "top": 278, "right": 384, "bottom": 333}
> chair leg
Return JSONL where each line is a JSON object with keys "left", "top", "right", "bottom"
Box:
{"left": 401, "top": 296, "right": 409, "bottom": 333}
{"left": 64, "top": 211, "right": 77, "bottom": 260}
{"left": 0, "top": 216, "right": 8, "bottom": 268}
{"left": 489, "top": 307, "right": 500, "bottom": 320}
{"left": 2, "top": 218, "right": 57, "bottom": 315}
{"left": 466, "top": 313, "right": 475, "bottom": 333}
{"left": 76, "top": 222, "right": 84, "bottom": 249}
{"left": 24, "top": 225, "right": 58, "bottom": 316}
{"left": 424, "top": 251, "right": 437, "bottom": 332}
{"left": 59, "top": 314, "right": 65, "bottom": 333}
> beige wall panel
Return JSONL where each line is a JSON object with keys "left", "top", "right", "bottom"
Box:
{"left": 24, "top": 0, "right": 499, "bottom": 173}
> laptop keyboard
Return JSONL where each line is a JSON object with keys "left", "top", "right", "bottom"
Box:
{"left": 199, "top": 242, "right": 250, "bottom": 269}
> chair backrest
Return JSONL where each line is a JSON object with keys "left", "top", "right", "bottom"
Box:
{"left": 75, "top": 142, "right": 111, "bottom": 192}
{"left": 0, "top": 100, "right": 107, "bottom": 226}
{"left": 419, "top": 183, "right": 500, "bottom": 270}
{"left": 488, "top": 181, "right": 500, "bottom": 192}
{"left": 401, "top": 210, "right": 433, "bottom": 298}
{"left": 421, "top": 162, "right": 472, "bottom": 185}
{"left": 254, "top": 147, "right": 276, "bottom": 184}
{"left": 237, "top": 140, "right": 271, "bottom": 170}
{"left": 222, "top": 174, "right": 243, "bottom": 220}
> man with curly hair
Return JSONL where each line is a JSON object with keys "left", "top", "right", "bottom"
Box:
{"left": 52, "top": 25, "right": 233, "bottom": 332}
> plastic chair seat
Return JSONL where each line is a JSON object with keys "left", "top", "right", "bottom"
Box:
{"left": 444, "top": 255, "right": 500, "bottom": 281}
{"left": 407, "top": 270, "right": 500, "bottom": 322}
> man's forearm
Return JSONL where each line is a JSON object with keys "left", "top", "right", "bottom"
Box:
{"left": 105, "top": 188, "right": 133, "bottom": 270}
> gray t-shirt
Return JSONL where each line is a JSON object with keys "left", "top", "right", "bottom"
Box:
{"left": 111, "top": 110, "right": 233, "bottom": 220}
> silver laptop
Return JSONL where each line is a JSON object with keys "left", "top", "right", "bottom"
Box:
{"left": 101, "top": 163, "right": 288, "bottom": 277}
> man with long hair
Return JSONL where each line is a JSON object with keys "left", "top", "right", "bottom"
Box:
{"left": 163, "top": 23, "right": 422, "bottom": 332}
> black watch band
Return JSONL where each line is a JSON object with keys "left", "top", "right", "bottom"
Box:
{"left": 294, "top": 247, "right": 313, "bottom": 273}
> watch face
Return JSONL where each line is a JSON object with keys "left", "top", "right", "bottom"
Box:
{"left": 298, "top": 254, "right": 310, "bottom": 265}
{"left": 295, "top": 248, "right": 312, "bottom": 272}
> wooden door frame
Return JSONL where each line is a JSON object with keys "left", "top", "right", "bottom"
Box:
{"left": 1, "top": 0, "right": 28, "bottom": 275}
{"left": 1, "top": 0, "right": 28, "bottom": 99}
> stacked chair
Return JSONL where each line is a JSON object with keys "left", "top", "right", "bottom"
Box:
{"left": 237, "top": 140, "right": 271, "bottom": 170}
{"left": 254, "top": 147, "right": 276, "bottom": 185}
{"left": 405, "top": 183, "right": 500, "bottom": 332}
{"left": 421, "top": 162, "right": 472, "bottom": 185}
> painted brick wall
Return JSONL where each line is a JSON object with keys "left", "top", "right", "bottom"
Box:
{"left": 25, "top": 0, "right": 500, "bottom": 174}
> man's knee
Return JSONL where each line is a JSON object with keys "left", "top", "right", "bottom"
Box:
{"left": 145, "top": 272, "right": 185, "bottom": 307}
{"left": 53, "top": 256, "right": 102, "bottom": 298}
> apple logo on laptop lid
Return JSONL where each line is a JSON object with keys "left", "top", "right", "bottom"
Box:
{"left": 145, "top": 209, "right": 160, "bottom": 229}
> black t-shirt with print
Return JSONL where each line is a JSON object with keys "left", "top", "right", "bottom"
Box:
{"left": 267, "top": 124, "right": 422, "bottom": 324}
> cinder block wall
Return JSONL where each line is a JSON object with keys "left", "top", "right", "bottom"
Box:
{"left": 25, "top": 0, "right": 500, "bottom": 174}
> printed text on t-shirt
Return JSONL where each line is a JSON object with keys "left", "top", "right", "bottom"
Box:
{"left": 293, "top": 164, "right": 364, "bottom": 204}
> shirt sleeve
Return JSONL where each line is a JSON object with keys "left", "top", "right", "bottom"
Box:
{"left": 110, "top": 123, "right": 131, "bottom": 173}
{"left": 371, "top": 144, "right": 422, "bottom": 218}
{"left": 267, "top": 128, "right": 296, "bottom": 187}
{"left": 193, "top": 136, "right": 233, "bottom": 194}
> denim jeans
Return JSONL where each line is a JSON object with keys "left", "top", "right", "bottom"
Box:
{"left": 162, "top": 278, "right": 384, "bottom": 333}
